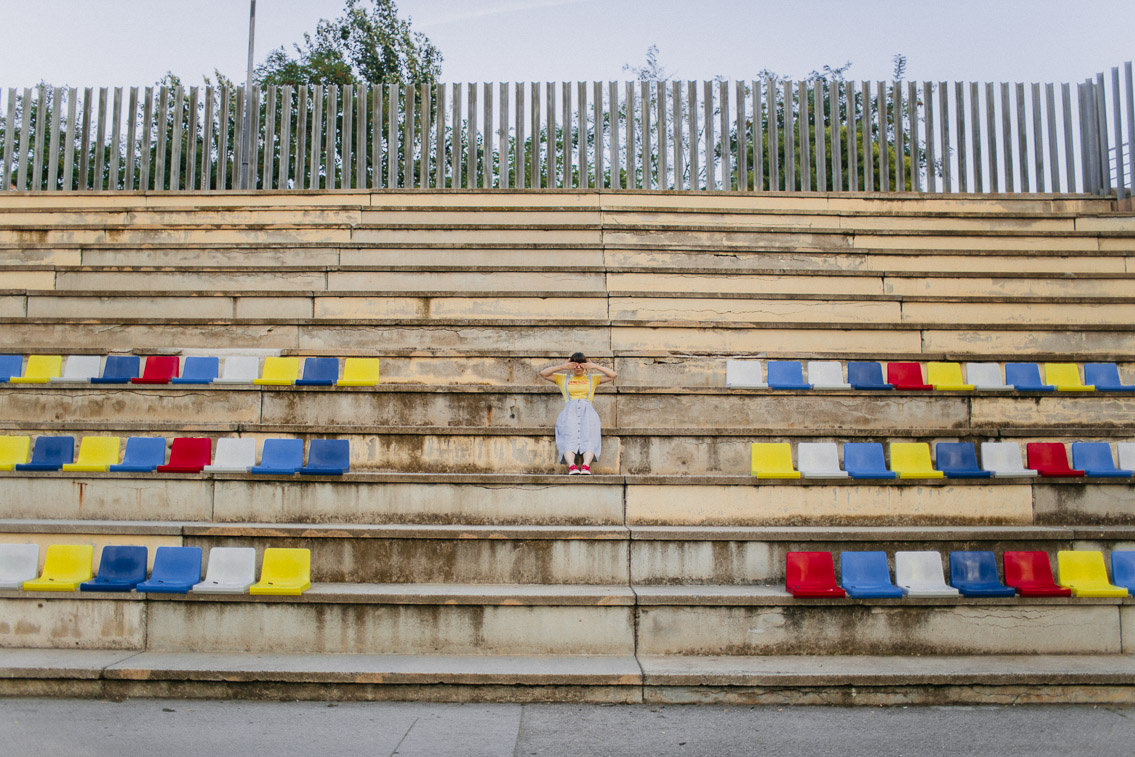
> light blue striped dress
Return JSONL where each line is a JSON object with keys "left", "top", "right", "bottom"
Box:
{"left": 553, "top": 373, "right": 603, "bottom": 461}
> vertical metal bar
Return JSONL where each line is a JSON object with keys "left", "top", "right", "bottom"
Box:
{"left": 186, "top": 87, "right": 198, "bottom": 190}
{"left": 48, "top": 87, "right": 63, "bottom": 190}
{"left": 767, "top": 79, "right": 779, "bottom": 190}
{"left": 529, "top": 82, "right": 540, "bottom": 188}
{"left": 657, "top": 81, "right": 668, "bottom": 188}
{"left": 250, "top": 87, "right": 261, "bottom": 189}
{"left": 1127, "top": 63, "right": 1135, "bottom": 198}
{"left": 447, "top": 83, "right": 456, "bottom": 189}
{"left": 1015, "top": 83, "right": 1028, "bottom": 192}
{"left": 562, "top": 82, "right": 572, "bottom": 189}
{"left": 308, "top": 85, "right": 322, "bottom": 188}
{"left": 625, "top": 82, "right": 635, "bottom": 189}
{"left": 846, "top": 81, "right": 858, "bottom": 190}
{"left": 545, "top": 82, "right": 555, "bottom": 188}
{"left": 1, "top": 89, "right": 13, "bottom": 190}
{"left": 326, "top": 85, "right": 338, "bottom": 189}
{"left": 201, "top": 87, "right": 213, "bottom": 190}
{"left": 1000, "top": 83, "right": 1014, "bottom": 192}
{"left": 32, "top": 86, "right": 46, "bottom": 190}
{"left": 937, "top": 82, "right": 949, "bottom": 193}
{"left": 878, "top": 81, "right": 889, "bottom": 192}
{"left": 1095, "top": 73, "right": 1111, "bottom": 195}
{"left": 923, "top": 82, "right": 935, "bottom": 192}
{"left": 1045, "top": 83, "right": 1059, "bottom": 192}
{"left": 402, "top": 84, "right": 414, "bottom": 187}
{"left": 592, "top": 81, "right": 602, "bottom": 188}
{"left": 430, "top": 83, "right": 444, "bottom": 188}
{"left": 687, "top": 81, "right": 698, "bottom": 189}
{"left": 277, "top": 86, "right": 290, "bottom": 189}
{"left": 1032, "top": 83, "right": 1045, "bottom": 193}
{"left": 515, "top": 82, "right": 526, "bottom": 188}
{"left": 124, "top": 87, "right": 138, "bottom": 190}
{"left": 642, "top": 82, "right": 652, "bottom": 189}
{"left": 501, "top": 83, "right": 511, "bottom": 189}
{"left": 63, "top": 87, "right": 78, "bottom": 191}
{"left": 484, "top": 83, "right": 496, "bottom": 188}
{"left": 575, "top": 81, "right": 585, "bottom": 187}
{"left": 233, "top": 87, "right": 245, "bottom": 189}
{"left": 452, "top": 83, "right": 463, "bottom": 188}
{"left": 719, "top": 80, "right": 730, "bottom": 189}
{"left": 93, "top": 87, "right": 108, "bottom": 190}
{"left": 169, "top": 86, "right": 184, "bottom": 190}
{"left": 609, "top": 82, "right": 619, "bottom": 190}
{"left": 784, "top": 80, "right": 794, "bottom": 190}
{"left": 386, "top": 84, "right": 397, "bottom": 188}
{"left": 704, "top": 81, "right": 715, "bottom": 189}
{"left": 293, "top": 86, "right": 306, "bottom": 189}
{"left": 970, "top": 82, "right": 982, "bottom": 192}
{"left": 79, "top": 87, "right": 94, "bottom": 190}
{"left": 814, "top": 80, "right": 826, "bottom": 191}
{"left": 986, "top": 83, "right": 998, "bottom": 192}
{"left": 420, "top": 83, "right": 430, "bottom": 188}
{"left": 953, "top": 82, "right": 964, "bottom": 192}
{"left": 831, "top": 81, "right": 842, "bottom": 191}
{"left": 753, "top": 80, "right": 764, "bottom": 190}
{"left": 799, "top": 81, "right": 810, "bottom": 191}
{"left": 218, "top": 87, "right": 230, "bottom": 190}
{"left": 861, "top": 81, "right": 872, "bottom": 191}
{"left": 673, "top": 81, "right": 684, "bottom": 190}
{"left": 357, "top": 84, "right": 367, "bottom": 189}
{"left": 1112, "top": 67, "right": 1126, "bottom": 199}
{"left": 909, "top": 81, "right": 920, "bottom": 192}
{"left": 466, "top": 82, "right": 477, "bottom": 188}
{"left": 1077, "top": 83, "right": 1091, "bottom": 193}
{"left": 736, "top": 80, "right": 747, "bottom": 190}
{"left": 340, "top": 85, "right": 352, "bottom": 188}
{"left": 15, "top": 88, "right": 31, "bottom": 190}
{"left": 371, "top": 84, "right": 381, "bottom": 188}
{"left": 894, "top": 82, "right": 904, "bottom": 191}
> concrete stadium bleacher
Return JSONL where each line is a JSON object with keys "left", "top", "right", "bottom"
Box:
{"left": 1, "top": 189, "right": 1135, "bottom": 704}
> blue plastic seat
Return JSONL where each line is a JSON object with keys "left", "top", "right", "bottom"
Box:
{"left": 1004, "top": 363, "right": 1054, "bottom": 391}
{"left": 935, "top": 442, "right": 993, "bottom": 479}
{"left": 1111, "top": 551, "right": 1135, "bottom": 594}
{"left": 0, "top": 355, "right": 22, "bottom": 383}
{"left": 15, "top": 436, "right": 75, "bottom": 471}
{"left": 170, "top": 356, "right": 219, "bottom": 385}
{"left": 1083, "top": 363, "right": 1135, "bottom": 392}
{"left": 840, "top": 551, "right": 904, "bottom": 598}
{"left": 135, "top": 546, "right": 202, "bottom": 594}
{"left": 250, "top": 439, "right": 304, "bottom": 474}
{"left": 80, "top": 545, "right": 148, "bottom": 592}
{"left": 767, "top": 361, "right": 811, "bottom": 390}
{"left": 949, "top": 551, "right": 1016, "bottom": 597}
{"left": 109, "top": 437, "right": 167, "bottom": 472}
{"left": 843, "top": 442, "right": 897, "bottom": 479}
{"left": 1071, "top": 442, "right": 1133, "bottom": 478}
{"left": 91, "top": 355, "right": 140, "bottom": 384}
{"left": 299, "top": 439, "right": 350, "bottom": 475}
{"left": 847, "top": 362, "right": 893, "bottom": 390}
{"left": 294, "top": 357, "right": 339, "bottom": 386}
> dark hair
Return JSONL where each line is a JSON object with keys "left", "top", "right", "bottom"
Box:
{"left": 569, "top": 352, "right": 586, "bottom": 364}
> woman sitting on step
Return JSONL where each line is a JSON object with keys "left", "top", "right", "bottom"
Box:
{"left": 538, "top": 352, "right": 617, "bottom": 475}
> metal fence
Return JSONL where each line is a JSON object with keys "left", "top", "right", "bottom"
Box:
{"left": 2, "top": 62, "right": 1133, "bottom": 197}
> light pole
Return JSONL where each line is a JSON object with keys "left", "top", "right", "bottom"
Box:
{"left": 240, "top": 0, "right": 256, "bottom": 190}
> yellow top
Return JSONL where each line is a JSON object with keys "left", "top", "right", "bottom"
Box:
{"left": 554, "top": 373, "right": 601, "bottom": 402}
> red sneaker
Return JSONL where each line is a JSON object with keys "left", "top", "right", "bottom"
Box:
{"left": 580, "top": 464, "right": 592, "bottom": 475}
{"left": 567, "top": 465, "right": 580, "bottom": 475}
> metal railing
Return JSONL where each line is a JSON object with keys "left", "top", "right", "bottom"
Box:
{"left": 2, "top": 62, "right": 1132, "bottom": 197}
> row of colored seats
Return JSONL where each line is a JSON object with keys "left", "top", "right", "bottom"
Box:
{"left": 0, "top": 355, "right": 380, "bottom": 386}
{"left": 787, "top": 550, "right": 1135, "bottom": 599}
{"left": 726, "top": 359, "right": 1135, "bottom": 392}
{"left": 0, "top": 436, "right": 350, "bottom": 475}
{"left": 751, "top": 441, "right": 1135, "bottom": 479}
{"left": 0, "top": 544, "right": 311, "bottom": 595}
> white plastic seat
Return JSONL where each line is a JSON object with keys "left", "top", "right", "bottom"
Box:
{"left": 51, "top": 355, "right": 102, "bottom": 383}
{"left": 203, "top": 438, "right": 257, "bottom": 473}
{"left": 980, "top": 441, "right": 1039, "bottom": 477}
{"left": 964, "top": 363, "right": 1012, "bottom": 391}
{"left": 725, "top": 360, "right": 767, "bottom": 389}
{"left": 894, "top": 551, "right": 960, "bottom": 597}
{"left": 797, "top": 442, "right": 850, "bottom": 479}
{"left": 213, "top": 356, "right": 260, "bottom": 384}
{"left": 806, "top": 361, "right": 851, "bottom": 390}
{"left": 191, "top": 547, "right": 257, "bottom": 594}
{"left": 0, "top": 543, "right": 40, "bottom": 590}
{"left": 1117, "top": 442, "right": 1135, "bottom": 472}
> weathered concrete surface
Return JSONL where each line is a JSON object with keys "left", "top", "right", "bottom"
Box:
{"left": 327, "top": 270, "right": 605, "bottom": 292}
{"left": 0, "top": 597, "right": 145, "bottom": 649}
{"left": 973, "top": 396, "right": 1135, "bottom": 429}
{"left": 886, "top": 275, "right": 1135, "bottom": 298}
{"left": 1034, "top": 484, "right": 1135, "bottom": 525}
{"left": 902, "top": 301, "right": 1135, "bottom": 326}
{"left": 625, "top": 484, "right": 1034, "bottom": 526}
{"left": 313, "top": 296, "right": 607, "bottom": 320}
{"left": 54, "top": 270, "right": 328, "bottom": 292}
{"left": 636, "top": 603, "right": 1121, "bottom": 656}
{"left": 611, "top": 326, "right": 925, "bottom": 354}
{"left": 0, "top": 476, "right": 213, "bottom": 521}
{"left": 609, "top": 297, "right": 901, "bottom": 324}
{"left": 607, "top": 272, "right": 885, "bottom": 295}
{"left": 0, "top": 387, "right": 261, "bottom": 424}
{"left": 921, "top": 328, "right": 1135, "bottom": 356}
{"left": 867, "top": 252, "right": 1128, "bottom": 273}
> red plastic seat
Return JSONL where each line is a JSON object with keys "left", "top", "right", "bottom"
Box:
{"left": 156, "top": 437, "right": 211, "bottom": 473}
{"left": 785, "top": 551, "right": 846, "bottom": 598}
{"left": 1003, "top": 551, "right": 1073, "bottom": 597}
{"left": 1026, "top": 442, "right": 1085, "bottom": 477}
{"left": 131, "top": 356, "right": 180, "bottom": 385}
{"left": 886, "top": 362, "right": 932, "bottom": 390}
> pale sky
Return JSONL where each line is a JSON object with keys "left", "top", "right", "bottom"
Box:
{"left": 0, "top": 0, "right": 1132, "bottom": 88}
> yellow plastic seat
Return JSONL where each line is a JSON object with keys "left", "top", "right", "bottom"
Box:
{"left": 9, "top": 355, "right": 62, "bottom": 384}
{"left": 253, "top": 357, "right": 299, "bottom": 386}
{"left": 23, "top": 544, "right": 94, "bottom": 591}
{"left": 927, "top": 362, "right": 974, "bottom": 391}
{"left": 750, "top": 443, "right": 801, "bottom": 479}
{"left": 249, "top": 548, "right": 311, "bottom": 595}
{"left": 336, "top": 358, "right": 381, "bottom": 387}
{"left": 0, "top": 435, "right": 31, "bottom": 471}
{"left": 62, "top": 436, "right": 122, "bottom": 472}
{"left": 1056, "top": 551, "right": 1129, "bottom": 597}
{"left": 1044, "top": 363, "right": 1095, "bottom": 392}
{"left": 889, "top": 442, "right": 945, "bottom": 479}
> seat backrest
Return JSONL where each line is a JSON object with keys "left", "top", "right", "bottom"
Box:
{"left": 0, "top": 355, "right": 22, "bottom": 381}
{"left": 119, "top": 437, "right": 167, "bottom": 467}
{"left": 847, "top": 361, "right": 887, "bottom": 387}
{"left": 0, "top": 543, "right": 40, "bottom": 578}
{"left": 786, "top": 552, "right": 836, "bottom": 587}
{"left": 936, "top": 442, "right": 981, "bottom": 473}
{"left": 1111, "top": 551, "right": 1135, "bottom": 587}
{"left": 1117, "top": 442, "right": 1135, "bottom": 471}
{"left": 72, "top": 437, "right": 121, "bottom": 467}
{"left": 167, "top": 437, "right": 212, "bottom": 467}
{"left": 844, "top": 442, "right": 888, "bottom": 473}
{"left": 99, "top": 355, "right": 140, "bottom": 380}
{"left": 751, "top": 443, "right": 796, "bottom": 474}
{"left": 1005, "top": 362, "right": 1047, "bottom": 389}
{"left": 210, "top": 438, "right": 257, "bottom": 468}
{"left": 725, "top": 360, "right": 764, "bottom": 387}
{"left": 301, "top": 357, "right": 339, "bottom": 382}
{"left": 180, "top": 356, "right": 220, "bottom": 381}
{"left": 767, "top": 361, "right": 806, "bottom": 387}
{"left": 0, "top": 436, "right": 31, "bottom": 467}
{"left": 965, "top": 362, "right": 1007, "bottom": 387}
{"left": 927, "top": 362, "right": 966, "bottom": 387}
{"left": 895, "top": 551, "right": 946, "bottom": 587}
{"left": 949, "top": 550, "right": 1000, "bottom": 586}
{"left": 1027, "top": 442, "right": 1075, "bottom": 472}
{"left": 1057, "top": 550, "right": 1110, "bottom": 585}
{"left": 203, "top": 547, "right": 258, "bottom": 584}
{"left": 1071, "top": 442, "right": 1120, "bottom": 472}
{"left": 1083, "top": 363, "right": 1124, "bottom": 388}
{"left": 41, "top": 544, "right": 94, "bottom": 578}
{"left": 220, "top": 355, "right": 260, "bottom": 381}
{"left": 138, "top": 355, "right": 179, "bottom": 381}
{"left": 150, "top": 546, "right": 203, "bottom": 582}
{"left": 887, "top": 362, "right": 927, "bottom": 388}
{"left": 341, "top": 358, "right": 380, "bottom": 384}
{"left": 60, "top": 355, "right": 102, "bottom": 380}
{"left": 94, "top": 545, "right": 148, "bottom": 581}
{"left": 1045, "top": 363, "right": 1088, "bottom": 388}
{"left": 839, "top": 551, "right": 891, "bottom": 586}
{"left": 260, "top": 548, "right": 311, "bottom": 584}
{"left": 805, "top": 361, "right": 847, "bottom": 386}
{"left": 797, "top": 442, "right": 843, "bottom": 474}
{"left": 29, "top": 436, "right": 75, "bottom": 465}
{"left": 260, "top": 438, "right": 305, "bottom": 469}
{"left": 1003, "top": 551, "right": 1057, "bottom": 586}
{"left": 260, "top": 357, "right": 299, "bottom": 383}
{"left": 306, "top": 439, "right": 350, "bottom": 469}
{"left": 21, "top": 355, "right": 62, "bottom": 380}
{"left": 889, "top": 443, "right": 935, "bottom": 474}
{"left": 980, "top": 441, "right": 1027, "bottom": 473}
